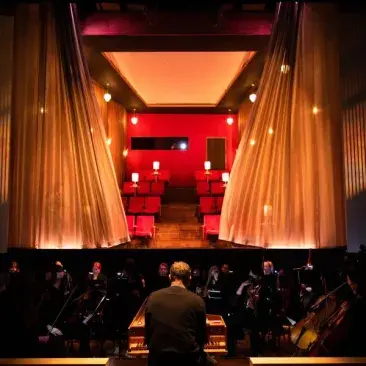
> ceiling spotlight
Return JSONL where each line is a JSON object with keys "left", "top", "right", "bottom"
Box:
{"left": 268, "top": 127, "right": 274, "bottom": 135}
{"left": 312, "top": 105, "right": 319, "bottom": 115}
{"left": 249, "top": 93, "right": 257, "bottom": 103}
{"left": 179, "top": 142, "right": 187, "bottom": 150}
{"left": 131, "top": 109, "right": 138, "bottom": 125}
{"left": 226, "top": 109, "right": 234, "bottom": 125}
{"left": 250, "top": 139, "right": 256, "bottom": 146}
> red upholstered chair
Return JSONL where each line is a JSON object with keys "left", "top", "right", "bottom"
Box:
{"left": 144, "top": 196, "right": 161, "bottom": 215}
{"left": 216, "top": 196, "right": 224, "bottom": 213}
{"left": 151, "top": 181, "right": 165, "bottom": 196}
{"left": 145, "top": 171, "right": 156, "bottom": 181}
{"left": 137, "top": 181, "right": 151, "bottom": 195}
{"left": 122, "top": 196, "right": 128, "bottom": 211}
{"left": 135, "top": 216, "right": 155, "bottom": 238}
{"left": 128, "top": 197, "right": 145, "bottom": 214}
{"left": 209, "top": 170, "right": 220, "bottom": 181}
{"left": 196, "top": 181, "right": 210, "bottom": 196}
{"left": 199, "top": 197, "right": 216, "bottom": 215}
{"left": 126, "top": 215, "right": 135, "bottom": 238}
{"left": 123, "top": 182, "right": 136, "bottom": 196}
{"left": 195, "top": 170, "right": 207, "bottom": 181}
{"left": 159, "top": 170, "right": 171, "bottom": 182}
{"left": 211, "top": 181, "right": 225, "bottom": 196}
{"left": 202, "top": 215, "right": 220, "bottom": 239}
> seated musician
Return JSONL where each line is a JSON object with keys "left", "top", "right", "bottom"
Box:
{"left": 145, "top": 261, "right": 207, "bottom": 366}
{"left": 150, "top": 262, "right": 170, "bottom": 293}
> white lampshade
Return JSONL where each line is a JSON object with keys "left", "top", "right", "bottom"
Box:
{"left": 131, "top": 116, "right": 138, "bottom": 125}
{"left": 226, "top": 116, "right": 234, "bottom": 125}
{"left": 131, "top": 173, "right": 139, "bottom": 183}
{"left": 204, "top": 161, "right": 211, "bottom": 170}
{"left": 222, "top": 172, "right": 230, "bottom": 183}
{"left": 153, "top": 161, "right": 160, "bottom": 170}
{"left": 104, "top": 92, "right": 112, "bottom": 102}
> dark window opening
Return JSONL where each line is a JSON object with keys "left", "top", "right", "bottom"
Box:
{"left": 131, "top": 137, "right": 189, "bottom": 150}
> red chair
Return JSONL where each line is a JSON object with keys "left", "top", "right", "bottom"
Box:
{"left": 135, "top": 216, "right": 155, "bottom": 238}
{"left": 126, "top": 215, "right": 135, "bottom": 238}
{"left": 196, "top": 181, "right": 210, "bottom": 196}
{"left": 144, "top": 196, "right": 161, "bottom": 215}
{"left": 211, "top": 181, "right": 225, "bottom": 196}
{"left": 209, "top": 171, "right": 220, "bottom": 181}
{"left": 202, "top": 215, "right": 220, "bottom": 239}
{"left": 216, "top": 196, "right": 224, "bottom": 213}
{"left": 159, "top": 170, "right": 171, "bottom": 182}
{"left": 195, "top": 170, "right": 207, "bottom": 181}
{"left": 199, "top": 197, "right": 216, "bottom": 215}
{"left": 123, "top": 182, "right": 136, "bottom": 196}
{"left": 122, "top": 196, "right": 128, "bottom": 211}
{"left": 128, "top": 197, "right": 145, "bottom": 214}
{"left": 145, "top": 171, "right": 156, "bottom": 181}
{"left": 151, "top": 181, "right": 165, "bottom": 196}
{"left": 137, "top": 181, "right": 151, "bottom": 195}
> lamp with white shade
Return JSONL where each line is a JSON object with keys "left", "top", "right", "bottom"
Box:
{"left": 131, "top": 173, "right": 139, "bottom": 188}
{"left": 204, "top": 161, "right": 211, "bottom": 172}
{"left": 222, "top": 172, "right": 230, "bottom": 187}
{"left": 153, "top": 161, "right": 160, "bottom": 179}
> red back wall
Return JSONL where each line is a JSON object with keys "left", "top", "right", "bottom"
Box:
{"left": 126, "top": 114, "right": 238, "bottom": 186}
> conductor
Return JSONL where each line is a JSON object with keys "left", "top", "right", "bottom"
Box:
{"left": 145, "top": 261, "right": 207, "bottom": 366}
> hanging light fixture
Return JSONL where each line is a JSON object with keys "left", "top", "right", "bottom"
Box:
{"left": 226, "top": 109, "right": 234, "bottom": 125}
{"left": 131, "top": 109, "right": 138, "bottom": 125}
{"left": 249, "top": 93, "right": 257, "bottom": 103}
{"left": 104, "top": 83, "right": 112, "bottom": 103}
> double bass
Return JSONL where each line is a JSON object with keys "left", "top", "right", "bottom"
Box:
{"left": 290, "top": 282, "right": 350, "bottom": 355}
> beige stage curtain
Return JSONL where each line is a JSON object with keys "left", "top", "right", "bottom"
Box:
{"left": 220, "top": 3, "right": 346, "bottom": 249}
{"left": 9, "top": 4, "right": 129, "bottom": 249}
{"left": 93, "top": 82, "right": 128, "bottom": 188}
{"left": 0, "top": 15, "right": 13, "bottom": 253}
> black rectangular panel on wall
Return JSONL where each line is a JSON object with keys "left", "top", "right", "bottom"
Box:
{"left": 131, "top": 137, "right": 189, "bottom": 150}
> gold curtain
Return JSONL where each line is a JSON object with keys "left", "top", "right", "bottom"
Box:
{"left": 220, "top": 3, "right": 346, "bottom": 249}
{"left": 237, "top": 98, "right": 253, "bottom": 142}
{"left": 0, "top": 15, "right": 13, "bottom": 253}
{"left": 93, "top": 82, "right": 127, "bottom": 188}
{"left": 9, "top": 4, "right": 129, "bottom": 249}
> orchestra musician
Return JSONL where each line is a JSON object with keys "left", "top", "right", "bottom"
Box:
{"left": 145, "top": 261, "right": 210, "bottom": 366}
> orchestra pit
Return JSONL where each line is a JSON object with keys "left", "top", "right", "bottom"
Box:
{"left": 1, "top": 1, "right": 366, "bottom": 365}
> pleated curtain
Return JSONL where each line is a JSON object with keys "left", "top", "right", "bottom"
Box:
{"left": 219, "top": 3, "right": 346, "bottom": 249}
{"left": 9, "top": 3, "right": 129, "bottom": 249}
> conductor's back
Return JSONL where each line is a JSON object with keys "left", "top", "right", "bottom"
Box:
{"left": 145, "top": 261, "right": 206, "bottom": 366}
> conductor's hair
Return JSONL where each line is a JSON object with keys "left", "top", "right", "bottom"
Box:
{"left": 170, "top": 261, "right": 191, "bottom": 283}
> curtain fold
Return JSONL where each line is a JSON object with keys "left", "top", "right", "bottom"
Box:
{"left": 0, "top": 15, "right": 13, "bottom": 253}
{"left": 9, "top": 3, "right": 129, "bottom": 249}
{"left": 219, "top": 3, "right": 346, "bottom": 249}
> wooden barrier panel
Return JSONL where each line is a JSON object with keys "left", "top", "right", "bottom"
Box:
{"left": 250, "top": 358, "right": 366, "bottom": 366}
{"left": 0, "top": 359, "right": 109, "bottom": 366}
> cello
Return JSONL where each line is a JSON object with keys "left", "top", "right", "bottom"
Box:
{"left": 290, "top": 282, "right": 346, "bottom": 354}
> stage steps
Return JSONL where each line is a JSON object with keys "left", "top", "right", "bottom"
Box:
{"left": 154, "top": 203, "right": 209, "bottom": 247}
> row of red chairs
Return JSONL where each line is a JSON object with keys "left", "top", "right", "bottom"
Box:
{"left": 202, "top": 215, "right": 220, "bottom": 239}
{"left": 195, "top": 170, "right": 228, "bottom": 182}
{"left": 126, "top": 215, "right": 155, "bottom": 238}
{"left": 196, "top": 181, "right": 226, "bottom": 196}
{"left": 130, "top": 170, "right": 171, "bottom": 182}
{"left": 198, "top": 197, "right": 223, "bottom": 216}
{"left": 123, "top": 196, "right": 161, "bottom": 215}
{"left": 122, "top": 181, "right": 165, "bottom": 196}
